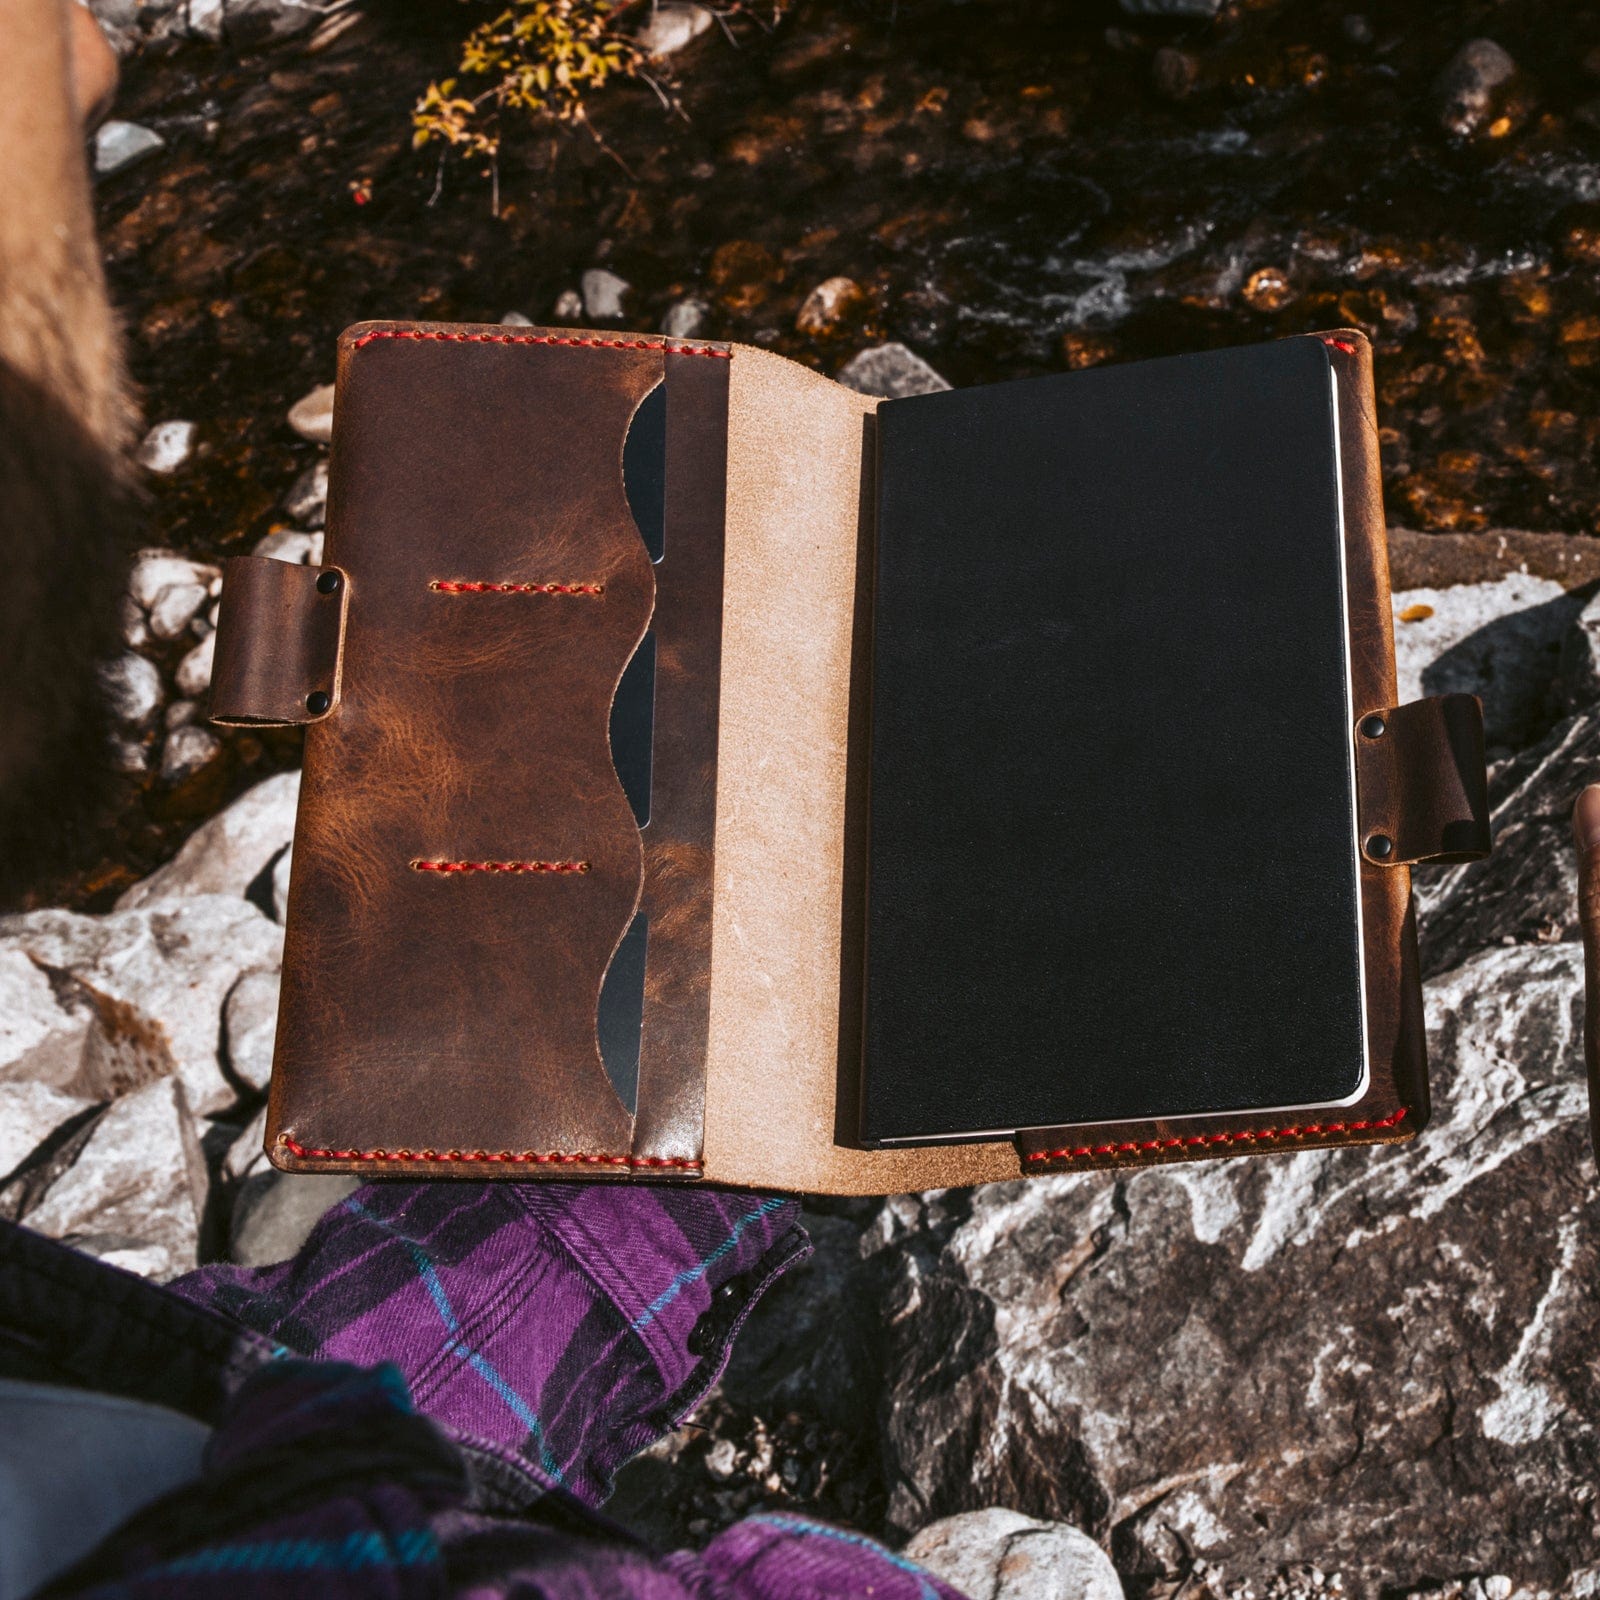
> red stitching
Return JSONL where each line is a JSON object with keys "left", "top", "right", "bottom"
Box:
{"left": 412, "top": 859, "right": 590, "bottom": 875}
{"left": 1022, "top": 1105, "right": 1408, "bottom": 1164}
{"left": 348, "top": 328, "right": 730, "bottom": 360}
{"left": 1323, "top": 337, "right": 1359, "bottom": 355}
{"left": 429, "top": 580, "right": 605, "bottom": 596}
{"left": 277, "top": 1134, "right": 700, "bottom": 1170}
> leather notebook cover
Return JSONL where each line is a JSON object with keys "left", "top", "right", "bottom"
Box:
{"left": 209, "top": 324, "right": 1492, "bottom": 1193}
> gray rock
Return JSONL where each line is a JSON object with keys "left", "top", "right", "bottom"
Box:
{"left": 878, "top": 940, "right": 1593, "bottom": 1596}
{"left": 553, "top": 289, "right": 585, "bottom": 321}
{"left": 135, "top": 420, "right": 198, "bottom": 475}
{"left": 0, "top": 896, "right": 283, "bottom": 1114}
{"left": 159, "top": 725, "right": 222, "bottom": 785}
{"left": 99, "top": 653, "right": 163, "bottom": 728}
{"left": 0, "top": 1082, "right": 94, "bottom": 1183}
{"left": 661, "top": 299, "right": 710, "bottom": 340}
{"left": 147, "top": 581, "right": 209, "bottom": 641}
{"left": 1416, "top": 704, "right": 1600, "bottom": 975}
{"left": 501, "top": 311, "right": 535, "bottom": 327}
{"left": 165, "top": 699, "right": 200, "bottom": 730}
{"left": 24, "top": 1078, "right": 207, "bottom": 1281}
{"left": 111, "top": 734, "right": 151, "bottom": 776}
{"left": 252, "top": 527, "right": 324, "bottom": 565}
{"left": 904, "top": 1509, "right": 1124, "bottom": 1600}
{"left": 186, "top": 0, "right": 225, "bottom": 41}
{"left": 287, "top": 382, "right": 335, "bottom": 444}
{"left": 581, "top": 269, "right": 630, "bottom": 321}
{"left": 1392, "top": 575, "right": 1577, "bottom": 753}
{"left": 230, "top": 1170, "right": 359, "bottom": 1267}
{"left": 282, "top": 459, "right": 329, "bottom": 527}
{"left": 1557, "top": 586, "right": 1600, "bottom": 711}
{"left": 223, "top": 969, "right": 279, "bottom": 1095}
{"left": 1437, "top": 39, "right": 1518, "bottom": 137}
{"left": 93, "top": 119, "right": 165, "bottom": 177}
{"left": 0, "top": 948, "right": 93, "bottom": 1090}
{"left": 129, "top": 550, "right": 221, "bottom": 612}
{"left": 634, "top": 2, "right": 714, "bottom": 57}
{"left": 119, "top": 771, "right": 300, "bottom": 910}
{"left": 1117, "top": 0, "right": 1221, "bottom": 15}
{"left": 796, "top": 276, "right": 864, "bottom": 336}
{"left": 224, "top": 1104, "right": 269, "bottom": 1183}
{"left": 270, "top": 845, "right": 293, "bottom": 922}
{"left": 223, "top": 0, "right": 328, "bottom": 46}
{"left": 837, "top": 342, "right": 952, "bottom": 400}
{"left": 120, "top": 595, "right": 150, "bottom": 650}
{"left": 174, "top": 632, "right": 215, "bottom": 699}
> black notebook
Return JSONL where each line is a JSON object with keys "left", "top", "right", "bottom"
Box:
{"left": 860, "top": 337, "right": 1367, "bottom": 1144}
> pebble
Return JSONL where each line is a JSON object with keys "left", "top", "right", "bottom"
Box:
{"left": 129, "top": 550, "right": 221, "bottom": 613}
{"left": 500, "top": 311, "right": 535, "bottom": 327}
{"left": 147, "top": 582, "right": 209, "bottom": 641}
{"left": 836, "top": 342, "right": 952, "bottom": 400}
{"left": 252, "top": 528, "right": 324, "bottom": 566}
{"left": 186, "top": 0, "right": 225, "bottom": 43}
{"left": 905, "top": 1508, "right": 1125, "bottom": 1600}
{"left": 281, "top": 459, "right": 329, "bottom": 527}
{"left": 553, "top": 288, "right": 585, "bottom": 321}
{"left": 661, "top": 299, "right": 710, "bottom": 339}
{"left": 795, "top": 276, "right": 865, "bottom": 336}
{"left": 581, "top": 269, "right": 630, "bottom": 321}
{"left": 225, "top": 0, "right": 327, "bottom": 46}
{"left": 165, "top": 700, "right": 200, "bottom": 730}
{"left": 175, "top": 632, "right": 216, "bottom": 699}
{"left": 160, "top": 725, "right": 222, "bottom": 785}
{"left": 287, "top": 382, "right": 336, "bottom": 445}
{"left": 1436, "top": 39, "right": 1517, "bottom": 137}
{"left": 270, "top": 845, "right": 293, "bottom": 922}
{"left": 135, "top": 420, "right": 198, "bottom": 475}
{"left": 120, "top": 595, "right": 150, "bottom": 650}
{"left": 93, "top": 119, "right": 165, "bottom": 178}
{"left": 111, "top": 734, "right": 151, "bottom": 776}
{"left": 99, "top": 653, "right": 163, "bottom": 728}
{"left": 1152, "top": 46, "right": 1202, "bottom": 102}
{"left": 635, "top": 2, "right": 714, "bottom": 57}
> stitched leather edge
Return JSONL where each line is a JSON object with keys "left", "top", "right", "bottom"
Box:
{"left": 348, "top": 328, "right": 731, "bottom": 360}
{"left": 1022, "top": 1104, "right": 1408, "bottom": 1165}
{"left": 275, "top": 1135, "right": 701, "bottom": 1170}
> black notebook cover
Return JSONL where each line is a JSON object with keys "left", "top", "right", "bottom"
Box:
{"left": 860, "top": 337, "right": 1366, "bottom": 1143}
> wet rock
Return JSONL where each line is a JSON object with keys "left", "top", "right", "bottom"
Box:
{"left": 287, "top": 382, "right": 335, "bottom": 444}
{"left": 129, "top": 550, "right": 221, "bottom": 612}
{"left": 1436, "top": 40, "right": 1517, "bottom": 137}
{"left": 635, "top": 2, "right": 714, "bottom": 57}
{"left": 252, "top": 527, "right": 324, "bottom": 565}
{"left": 281, "top": 458, "right": 328, "bottom": 527}
{"left": 147, "top": 581, "right": 209, "bottom": 641}
{"left": 99, "top": 653, "right": 163, "bottom": 728}
{"left": 23, "top": 1077, "right": 207, "bottom": 1282}
{"left": 501, "top": 311, "right": 534, "bottom": 327}
{"left": 159, "top": 724, "right": 222, "bottom": 786}
{"left": 1391, "top": 575, "right": 1578, "bottom": 753}
{"left": 553, "top": 288, "right": 585, "bottom": 321}
{"left": 796, "top": 276, "right": 865, "bottom": 337}
{"left": 0, "top": 948, "right": 93, "bottom": 1090}
{"left": 0, "top": 1083, "right": 95, "bottom": 1183}
{"left": 662, "top": 299, "right": 710, "bottom": 339}
{"left": 0, "top": 896, "right": 283, "bottom": 1115}
{"left": 1415, "top": 702, "right": 1600, "bottom": 974}
{"left": 904, "top": 1509, "right": 1124, "bottom": 1600}
{"left": 581, "top": 268, "right": 630, "bottom": 320}
{"left": 119, "top": 771, "right": 300, "bottom": 910}
{"left": 223, "top": 968, "right": 278, "bottom": 1095}
{"left": 836, "top": 342, "right": 951, "bottom": 400}
{"left": 230, "top": 1170, "right": 359, "bottom": 1267}
{"left": 878, "top": 941, "right": 1593, "bottom": 1596}
{"left": 135, "top": 420, "right": 198, "bottom": 475}
{"left": 175, "top": 632, "right": 215, "bottom": 699}
{"left": 93, "top": 119, "right": 165, "bottom": 178}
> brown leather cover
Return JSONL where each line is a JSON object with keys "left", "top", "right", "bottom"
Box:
{"left": 211, "top": 323, "right": 1486, "bottom": 1191}
{"left": 210, "top": 555, "right": 347, "bottom": 726}
{"left": 1355, "top": 693, "right": 1491, "bottom": 866}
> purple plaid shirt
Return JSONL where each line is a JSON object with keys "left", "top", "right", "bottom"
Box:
{"left": 0, "top": 1181, "right": 967, "bottom": 1598}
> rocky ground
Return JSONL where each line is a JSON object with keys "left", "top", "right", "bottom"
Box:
{"left": 9, "top": 0, "right": 1600, "bottom": 1595}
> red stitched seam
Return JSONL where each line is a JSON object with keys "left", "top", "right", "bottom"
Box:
{"left": 277, "top": 1134, "right": 700, "bottom": 1170}
{"left": 348, "top": 328, "right": 730, "bottom": 360}
{"left": 1022, "top": 1105, "right": 1408, "bottom": 1164}
{"left": 1323, "top": 337, "right": 1359, "bottom": 354}
{"left": 411, "top": 859, "right": 590, "bottom": 875}
{"left": 429, "top": 580, "right": 605, "bottom": 596}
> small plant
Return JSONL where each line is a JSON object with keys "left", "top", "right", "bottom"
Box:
{"left": 413, "top": 0, "right": 646, "bottom": 207}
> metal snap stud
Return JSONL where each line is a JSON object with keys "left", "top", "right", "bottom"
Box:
{"left": 1359, "top": 714, "right": 1386, "bottom": 739}
{"left": 1366, "top": 833, "right": 1394, "bottom": 860}
{"left": 305, "top": 691, "right": 332, "bottom": 715}
{"left": 316, "top": 571, "right": 342, "bottom": 595}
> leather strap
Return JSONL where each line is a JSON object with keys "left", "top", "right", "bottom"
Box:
{"left": 1354, "top": 693, "right": 1491, "bottom": 866}
{"left": 209, "top": 555, "right": 348, "bottom": 726}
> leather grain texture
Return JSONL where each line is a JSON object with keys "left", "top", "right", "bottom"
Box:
{"left": 267, "top": 322, "right": 729, "bottom": 1177}
{"left": 209, "top": 556, "right": 347, "bottom": 726}
{"left": 1356, "top": 693, "right": 1492, "bottom": 866}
